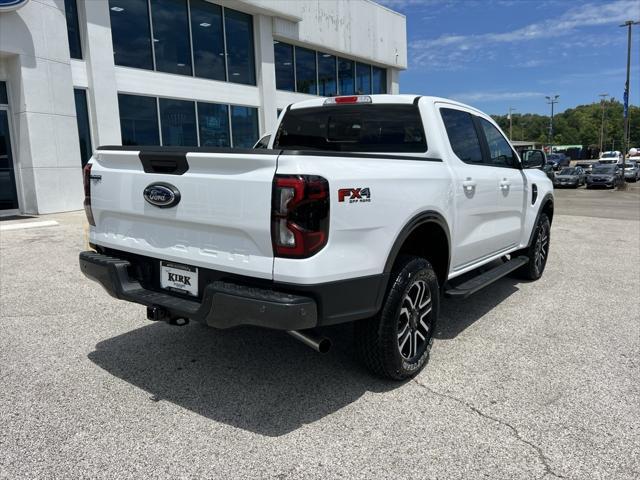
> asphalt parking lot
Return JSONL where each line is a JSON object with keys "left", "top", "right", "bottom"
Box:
{"left": 1, "top": 186, "right": 639, "bottom": 479}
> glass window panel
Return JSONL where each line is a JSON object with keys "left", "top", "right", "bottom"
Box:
{"left": 295, "top": 47, "right": 317, "bottom": 94}
{"left": 274, "top": 105, "right": 426, "bottom": 153}
{"left": 231, "top": 106, "right": 258, "bottom": 148}
{"left": 150, "top": 0, "right": 192, "bottom": 76}
{"left": 109, "top": 0, "right": 153, "bottom": 70}
{"left": 224, "top": 8, "right": 255, "bottom": 85}
{"left": 372, "top": 67, "right": 387, "bottom": 94}
{"left": 0, "top": 81, "right": 7, "bottom": 104}
{"left": 190, "top": 0, "right": 225, "bottom": 81}
{"left": 338, "top": 58, "right": 354, "bottom": 95}
{"left": 0, "top": 110, "right": 19, "bottom": 210}
{"left": 479, "top": 118, "right": 517, "bottom": 168}
{"left": 73, "top": 89, "right": 93, "bottom": 166}
{"left": 274, "top": 42, "right": 294, "bottom": 91}
{"left": 318, "top": 52, "right": 337, "bottom": 97}
{"left": 440, "top": 108, "right": 483, "bottom": 164}
{"left": 355, "top": 63, "right": 371, "bottom": 94}
{"left": 254, "top": 134, "right": 270, "bottom": 149}
{"left": 197, "top": 102, "right": 230, "bottom": 147}
{"left": 118, "top": 94, "right": 159, "bottom": 146}
{"left": 159, "top": 98, "right": 197, "bottom": 146}
{"left": 64, "top": 0, "right": 82, "bottom": 59}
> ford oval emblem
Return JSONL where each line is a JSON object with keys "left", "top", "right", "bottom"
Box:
{"left": 143, "top": 183, "right": 181, "bottom": 208}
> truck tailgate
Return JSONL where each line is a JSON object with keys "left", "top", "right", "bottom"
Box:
{"left": 88, "top": 148, "right": 278, "bottom": 279}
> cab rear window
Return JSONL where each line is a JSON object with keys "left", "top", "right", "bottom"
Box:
{"left": 273, "top": 105, "right": 427, "bottom": 153}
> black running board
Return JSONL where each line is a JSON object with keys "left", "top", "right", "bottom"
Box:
{"left": 445, "top": 256, "right": 528, "bottom": 299}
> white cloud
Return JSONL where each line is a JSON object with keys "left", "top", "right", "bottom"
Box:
{"left": 518, "top": 59, "right": 546, "bottom": 68}
{"left": 450, "top": 91, "right": 546, "bottom": 103}
{"left": 409, "top": 0, "right": 636, "bottom": 69}
{"left": 537, "top": 67, "right": 628, "bottom": 85}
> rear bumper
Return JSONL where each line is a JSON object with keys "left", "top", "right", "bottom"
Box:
{"left": 79, "top": 251, "right": 317, "bottom": 330}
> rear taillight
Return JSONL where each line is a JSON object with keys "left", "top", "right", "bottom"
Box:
{"left": 271, "top": 175, "right": 329, "bottom": 258}
{"left": 83, "top": 163, "right": 95, "bottom": 226}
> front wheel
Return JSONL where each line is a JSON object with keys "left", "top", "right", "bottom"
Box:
{"left": 355, "top": 256, "right": 439, "bottom": 380}
{"left": 513, "top": 213, "right": 551, "bottom": 280}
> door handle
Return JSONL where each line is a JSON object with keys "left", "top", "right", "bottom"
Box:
{"left": 462, "top": 179, "right": 476, "bottom": 193}
{"left": 499, "top": 178, "right": 511, "bottom": 190}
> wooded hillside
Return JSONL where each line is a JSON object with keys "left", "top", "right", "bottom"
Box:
{"left": 491, "top": 99, "right": 639, "bottom": 151}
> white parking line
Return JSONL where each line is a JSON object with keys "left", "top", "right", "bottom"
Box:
{"left": 0, "top": 220, "right": 59, "bottom": 232}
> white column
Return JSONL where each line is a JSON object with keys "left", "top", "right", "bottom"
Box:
{"left": 388, "top": 68, "right": 400, "bottom": 94}
{"left": 0, "top": 0, "right": 83, "bottom": 214}
{"left": 82, "top": 0, "right": 121, "bottom": 146}
{"left": 254, "top": 14, "right": 278, "bottom": 136}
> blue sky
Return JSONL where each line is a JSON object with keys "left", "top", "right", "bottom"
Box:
{"left": 378, "top": 0, "right": 640, "bottom": 115}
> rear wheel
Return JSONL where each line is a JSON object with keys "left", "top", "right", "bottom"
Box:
{"left": 355, "top": 256, "right": 439, "bottom": 380}
{"left": 514, "top": 213, "right": 550, "bottom": 280}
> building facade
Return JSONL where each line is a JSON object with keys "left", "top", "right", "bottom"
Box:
{"left": 0, "top": 0, "right": 407, "bottom": 215}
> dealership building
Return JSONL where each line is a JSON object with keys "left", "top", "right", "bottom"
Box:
{"left": 0, "top": 0, "right": 407, "bottom": 215}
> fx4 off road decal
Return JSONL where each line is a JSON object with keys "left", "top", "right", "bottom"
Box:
{"left": 338, "top": 187, "right": 371, "bottom": 203}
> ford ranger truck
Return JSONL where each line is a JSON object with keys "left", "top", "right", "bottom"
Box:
{"left": 79, "top": 95, "right": 553, "bottom": 380}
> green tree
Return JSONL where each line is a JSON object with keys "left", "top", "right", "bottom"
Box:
{"left": 492, "top": 99, "right": 639, "bottom": 152}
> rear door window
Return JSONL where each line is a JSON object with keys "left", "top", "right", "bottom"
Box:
{"left": 273, "top": 104, "right": 427, "bottom": 153}
{"left": 440, "top": 108, "right": 483, "bottom": 164}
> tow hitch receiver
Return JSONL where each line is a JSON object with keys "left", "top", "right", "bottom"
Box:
{"left": 147, "top": 305, "right": 189, "bottom": 326}
{"left": 147, "top": 305, "right": 169, "bottom": 322}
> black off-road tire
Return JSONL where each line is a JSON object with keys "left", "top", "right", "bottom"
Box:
{"left": 513, "top": 213, "right": 551, "bottom": 280}
{"left": 355, "top": 256, "right": 439, "bottom": 380}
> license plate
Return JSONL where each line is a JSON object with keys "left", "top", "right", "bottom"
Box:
{"left": 160, "top": 261, "right": 198, "bottom": 297}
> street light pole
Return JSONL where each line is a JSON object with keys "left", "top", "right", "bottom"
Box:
{"left": 598, "top": 93, "right": 609, "bottom": 154}
{"left": 508, "top": 106, "right": 517, "bottom": 140}
{"left": 619, "top": 20, "right": 639, "bottom": 187}
{"left": 545, "top": 95, "right": 559, "bottom": 154}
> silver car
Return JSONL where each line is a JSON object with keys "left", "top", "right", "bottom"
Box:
{"left": 554, "top": 166, "right": 586, "bottom": 188}
{"left": 623, "top": 161, "right": 639, "bottom": 182}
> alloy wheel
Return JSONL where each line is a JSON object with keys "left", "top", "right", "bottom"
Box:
{"left": 534, "top": 223, "right": 549, "bottom": 274}
{"left": 397, "top": 279, "right": 433, "bottom": 360}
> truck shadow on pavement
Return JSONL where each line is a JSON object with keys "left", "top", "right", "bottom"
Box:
{"left": 88, "top": 278, "right": 519, "bottom": 436}
{"left": 437, "top": 278, "right": 519, "bottom": 339}
{"left": 89, "top": 321, "right": 392, "bottom": 437}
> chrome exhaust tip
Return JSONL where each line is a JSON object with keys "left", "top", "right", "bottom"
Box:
{"left": 287, "top": 330, "right": 332, "bottom": 354}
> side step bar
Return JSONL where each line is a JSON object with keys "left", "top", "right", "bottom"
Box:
{"left": 445, "top": 256, "right": 528, "bottom": 299}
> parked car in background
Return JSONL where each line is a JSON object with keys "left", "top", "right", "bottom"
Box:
{"left": 547, "top": 153, "right": 570, "bottom": 170}
{"left": 554, "top": 167, "right": 585, "bottom": 188}
{"left": 623, "top": 161, "right": 639, "bottom": 182}
{"left": 575, "top": 162, "right": 594, "bottom": 174}
{"left": 599, "top": 151, "right": 622, "bottom": 164}
{"left": 586, "top": 163, "right": 621, "bottom": 189}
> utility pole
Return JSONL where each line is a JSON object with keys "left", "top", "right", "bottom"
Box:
{"left": 545, "top": 95, "right": 559, "bottom": 154}
{"left": 598, "top": 93, "right": 609, "bottom": 155}
{"left": 508, "top": 106, "right": 517, "bottom": 140}
{"left": 619, "top": 19, "right": 639, "bottom": 190}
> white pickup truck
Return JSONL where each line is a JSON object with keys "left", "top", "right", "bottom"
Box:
{"left": 79, "top": 95, "right": 553, "bottom": 380}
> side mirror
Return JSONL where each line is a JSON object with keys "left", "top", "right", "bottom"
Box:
{"left": 522, "top": 150, "right": 545, "bottom": 169}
